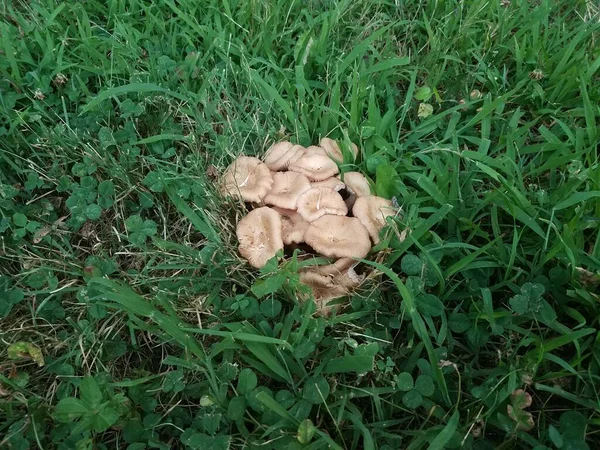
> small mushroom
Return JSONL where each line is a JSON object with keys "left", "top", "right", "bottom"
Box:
{"left": 297, "top": 187, "right": 348, "bottom": 222}
{"left": 304, "top": 216, "right": 371, "bottom": 259}
{"left": 221, "top": 156, "right": 274, "bottom": 203}
{"left": 343, "top": 172, "right": 371, "bottom": 197}
{"left": 299, "top": 271, "right": 347, "bottom": 315}
{"left": 263, "top": 172, "right": 311, "bottom": 209}
{"left": 289, "top": 152, "right": 339, "bottom": 181}
{"left": 264, "top": 143, "right": 305, "bottom": 171}
{"left": 279, "top": 210, "right": 310, "bottom": 245}
{"left": 319, "top": 137, "right": 359, "bottom": 162}
{"left": 304, "top": 145, "right": 328, "bottom": 157}
{"left": 352, "top": 195, "right": 395, "bottom": 244}
{"left": 301, "top": 257, "right": 352, "bottom": 275}
{"left": 236, "top": 207, "right": 284, "bottom": 268}
{"left": 310, "top": 177, "right": 345, "bottom": 191}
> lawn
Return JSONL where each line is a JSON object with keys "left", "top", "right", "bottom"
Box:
{"left": 1, "top": 0, "right": 600, "bottom": 448}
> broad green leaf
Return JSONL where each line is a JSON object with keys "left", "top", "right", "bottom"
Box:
{"left": 297, "top": 418, "right": 317, "bottom": 444}
{"left": 401, "top": 254, "right": 422, "bottom": 276}
{"left": 85, "top": 204, "right": 102, "bottom": 220}
{"left": 227, "top": 396, "right": 246, "bottom": 421}
{"left": 259, "top": 298, "right": 282, "bottom": 318}
{"left": 414, "top": 86, "right": 432, "bottom": 101}
{"left": 54, "top": 397, "right": 88, "bottom": 422}
{"left": 415, "top": 375, "right": 435, "bottom": 397}
{"left": 396, "top": 372, "right": 413, "bottom": 391}
{"left": 12, "top": 213, "right": 27, "bottom": 227}
{"left": 80, "top": 375, "right": 103, "bottom": 407}
{"left": 251, "top": 273, "right": 287, "bottom": 298}
{"left": 402, "top": 389, "right": 423, "bottom": 409}
{"left": 92, "top": 405, "right": 119, "bottom": 432}
{"left": 303, "top": 376, "right": 330, "bottom": 405}
{"left": 237, "top": 368, "right": 257, "bottom": 395}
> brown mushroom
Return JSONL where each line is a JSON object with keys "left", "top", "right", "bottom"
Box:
{"left": 296, "top": 187, "right": 348, "bottom": 222}
{"left": 221, "top": 156, "right": 274, "bottom": 203}
{"left": 304, "top": 216, "right": 371, "bottom": 259}
{"left": 310, "top": 177, "right": 345, "bottom": 191}
{"left": 319, "top": 137, "right": 359, "bottom": 162}
{"left": 263, "top": 172, "right": 311, "bottom": 209}
{"left": 352, "top": 195, "right": 395, "bottom": 244}
{"left": 288, "top": 152, "right": 339, "bottom": 181}
{"left": 343, "top": 172, "right": 371, "bottom": 197}
{"left": 236, "top": 207, "right": 284, "bottom": 268}
{"left": 299, "top": 271, "right": 347, "bottom": 315}
{"left": 264, "top": 143, "right": 305, "bottom": 171}
{"left": 304, "top": 145, "right": 328, "bottom": 157}
{"left": 279, "top": 210, "right": 310, "bottom": 245}
{"left": 301, "top": 257, "right": 353, "bottom": 276}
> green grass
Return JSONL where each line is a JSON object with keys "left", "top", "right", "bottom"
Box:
{"left": 1, "top": 0, "right": 600, "bottom": 448}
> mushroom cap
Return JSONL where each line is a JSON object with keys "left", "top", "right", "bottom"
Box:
{"left": 304, "top": 216, "right": 371, "bottom": 259}
{"left": 343, "top": 172, "right": 371, "bottom": 197}
{"left": 236, "top": 207, "right": 284, "bottom": 268}
{"left": 264, "top": 143, "right": 305, "bottom": 171}
{"left": 299, "top": 271, "right": 347, "bottom": 315}
{"left": 296, "top": 187, "right": 348, "bottom": 222}
{"left": 304, "top": 145, "right": 328, "bottom": 157}
{"left": 310, "top": 176, "right": 345, "bottom": 191}
{"left": 352, "top": 195, "right": 395, "bottom": 244}
{"left": 221, "top": 156, "right": 274, "bottom": 203}
{"left": 276, "top": 208, "right": 311, "bottom": 244}
{"left": 301, "top": 257, "right": 354, "bottom": 278}
{"left": 264, "top": 141, "right": 293, "bottom": 164}
{"left": 263, "top": 172, "right": 311, "bottom": 209}
{"left": 319, "top": 137, "right": 359, "bottom": 162}
{"left": 289, "top": 152, "right": 339, "bottom": 181}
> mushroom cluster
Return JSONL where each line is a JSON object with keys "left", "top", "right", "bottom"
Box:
{"left": 220, "top": 138, "right": 395, "bottom": 313}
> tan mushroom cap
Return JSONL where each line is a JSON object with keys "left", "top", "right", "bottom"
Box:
{"left": 297, "top": 187, "right": 348, "bottom": 222}
{"left": 299, "top": 271, "right": 347, "bottom": 315}
{"left": 343, "top": 172, "right": 371, "bottom": 197}
{"left": 263, "top": 172, "right": 311, "bottom": 209}
{"left": 264, "top": 143, "right": 305, "bottom": 171}
{"left": 264, "top": 141, "right": 293, "bottom": 164}
{"left": 310, "top": 176, "right": 345, "bottom": 191}
{"left": 289, "top": 152, "right": 339, "bottom": 181}
{"left": 221, "top": 156, "right": 273, "bottom": 203}
{"left": 304, "top": 216, "right": 371, "bottom": 259}
{"left": 304, "top": 145, "right": 328, "bottom": 157}
{"left": 280, "top": 211, "right": 310, "bottom": 245}
{"left": 236, "top": 207, "right": 284, "bottom": 268}
{"left": 319, "top": 137, "right": 359, "bottom": 162}
{"left": 301, "top": 257, "right": 354, "bottom": 276}
{"left": 352, "top": 195, "right": 395, "bottom": 244}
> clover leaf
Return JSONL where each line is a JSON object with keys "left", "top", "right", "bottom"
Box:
{"left": 125, "top": 215, "right": 157, "bottom": 246}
